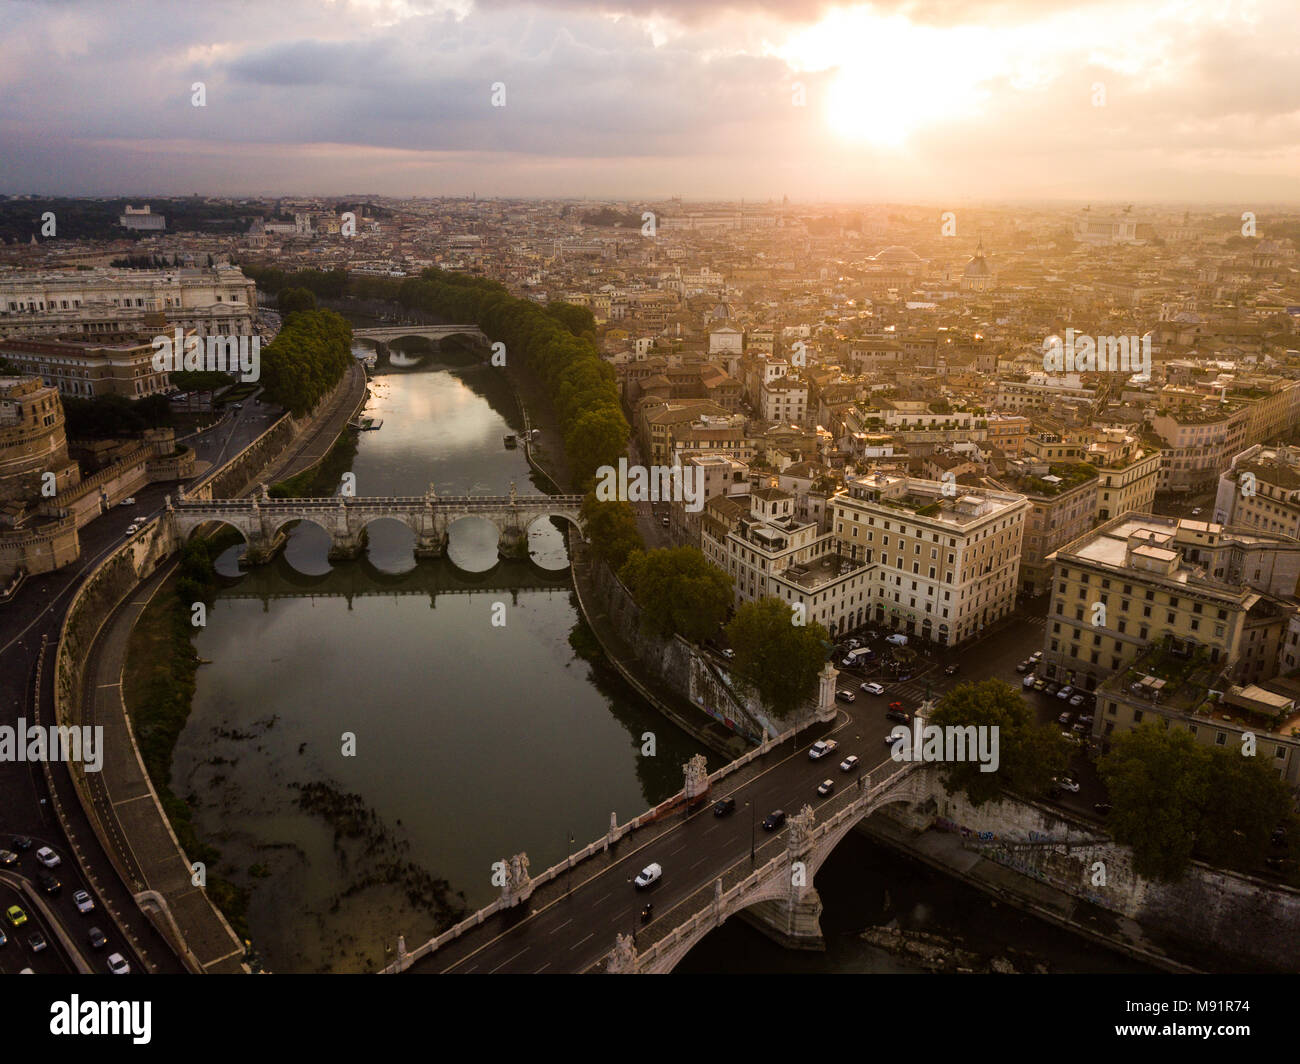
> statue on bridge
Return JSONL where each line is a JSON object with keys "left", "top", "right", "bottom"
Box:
{"left": 500, "top": 851, "right": 533, "bottom": 908}
{"left": 683, "top": 754, "right": 709, "bottom": 801}
{"left": 787, "top": 804, "right": 815, "bottom": 857}
{"left": 606, "top": 933, "right": 637, "bottom": 974}
{"left": 259, "top": 482, "right": 270, "bottom": 501}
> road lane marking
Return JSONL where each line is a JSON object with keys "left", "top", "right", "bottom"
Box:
{"left": 489, "top": 948, "right": 529, "bottom": 973}
{"left": 549, "top": 919, "right": 572, "bottom": 936}
{"left": 569, "top": 932, "right": 594, "bottom": 952}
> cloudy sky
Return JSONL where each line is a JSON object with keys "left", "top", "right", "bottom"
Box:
{"left": 1, "top": 0, "right": 1297, "bottom": 203}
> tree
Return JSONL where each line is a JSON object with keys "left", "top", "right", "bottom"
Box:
{"left": 565, "top": 406, "right": 629, "bottom": 487}
{"left": 1195, "top": 746, "right": 1293, "bottom": 872}
{"left": 929, "top": 680, "right": 1069, "bottom": 806}
{"left": 277, "top": 287, "right": 317, "bottom": 316}
{"left": 726, "top": 598, "right": 829, "bottom": 720}
{"left": 1099, "top": 722, "right": 1211, "bottom": 881}
{"left": 619, "top": 547, "right": 732, "bottom": 644}
{"left": 580, "top": 494, "right": 643, "bottom": 571}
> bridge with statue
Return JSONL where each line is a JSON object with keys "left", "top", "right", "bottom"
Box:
{"left": 160, "top": 482, "right": 585, "bottom": 565}
{"left": 386, "top": 699, "right": 940, "bottom": 975}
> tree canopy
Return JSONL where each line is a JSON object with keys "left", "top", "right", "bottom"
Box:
{"left": 581, "top": 494, "right": 643, "bottom": 572}
{"left": 725, "top": 597, "right": 829, "bottom": 719}
{"left": 619, "top": 547, "right": 733, "bottom": 644}
{"left": 259, "top": 308, "right": 353, "bottom": 416}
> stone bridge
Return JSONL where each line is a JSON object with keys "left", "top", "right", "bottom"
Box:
{"left": 352, "top": 324, "right": 489, "bottom": 356}
{"left": 164, "top": 482, "right": 585, "bottom": 564}
{"left": 388, "top": 719, "right": 939, "bottom": 975}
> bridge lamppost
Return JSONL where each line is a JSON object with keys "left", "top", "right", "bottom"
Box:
{"left": 744, "top": 799, "right": 755, "bottom": 863}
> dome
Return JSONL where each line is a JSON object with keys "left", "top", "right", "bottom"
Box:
{"left": 873, "top": 245, "right": 923, "bottom": 264}
{"left": 963, "top": 241, "right": 991, "bottom": 277}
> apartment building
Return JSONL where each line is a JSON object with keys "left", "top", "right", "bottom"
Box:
{"left": 1150, "top": 405, "right": 1250, "bottom": 493}
{"left": 995, "top": 374, "right": 1097, "bottom": 413}
{"left": 829, "top": 474, "right": 1029, "bottom": 646}
{"left": 1043, "top": 514, "right": 1300, "bottom": 694}
{"left": 995, "top": 459, "right": 1100, "bottom": 595}
{"left": 0, "top": 336, "right": 171, "bottom": 399}
{"left": 1214, "top": 443, "right": 1300, "bottom": 537}
{"left": 700, "top": 486, "right": 870, "bottom": 636}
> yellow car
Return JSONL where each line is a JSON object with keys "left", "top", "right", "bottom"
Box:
{"left": 6, "top": 905, "right": 27, "bottom": 928}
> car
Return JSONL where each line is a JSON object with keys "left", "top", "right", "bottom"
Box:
{"left": 1022, "top": 673, "right": 1036, "bottom": 688}
{"left": 1045, "top": 682, "right": 1061, "bottom": 696}
{"left": 817, "top": 778, "right": 835, "bottom": 797}
{"left": 232, "top": 402, "right": 243, "bottom": 410}
{"left": 0, "top": 849, "right": 17, "bottom": 867}
{"left": 35, "top": 846, "right": 60, "bottom": 868}
{"left": 886, "top": 708, "right": 910, "bottom": 724}
{"left": 1033, "top": 678, "right": 1048, "bottom": 691}
{"left": 118, "top": 497, "right": 135, "bottom": 508}
{"left": 861, "top": 682, "right": 885, "bottom": 696}
{"left": 722, "top": 648, "right": 734, "bottom": 660}
{"left": 87, "top": 927, "right": 107, "bottom": 950}
{"left": 885, "top": 730, "right": 905, "bottom": 747}
{"left": 11, "top": 836, "right": 33, "bottom": 852}
{"left": 762, "top": 810, "right": 787, "bottom": 831}
{"left": 1057, "top": 711, "right": 1072, "bottom": 725}
{"left": 107, "top": 952, "right": 130, "bottom": 975}
{"left": 1062, "top": 731, "right": 1083, "bottom": 745}
{"left": 1015, "top": 660, "right": 1031, "bottom": 673}
{"left": 944, "top": 664, "right": 960, "bottom": 675}
{"left": 0, "top": 928, "right": 6, "bottom": 947}
{"left": 1030, "top": 651, "right": 1043, "bottom": 662}
{"left": 808, "top": 739, "right": 839, "bottom": 760}
{"left": 885, "top": 634, "right": 908, "bottom": 646}
{"left": 73, "top": 889, "right": 95, "bottom": 914}
{"left": 1069, "top": 693, "right": 1086, "bottom": 707}
{"left": 1191, "top": 508, "right": 1202, "bottom": 516}
{"left": 6, "top": 906, "right": 27, "bottom": 928}
{"left": 633, "top": 863, "right": 662, "bottom": 889}
{"left": 1072, "top": 722, "right": 1088, "bottom": 734}
{"left": 1055, "top": 776, "right": 1080, "bottom": 792}
{"left": 1056, "top": 685, "right": 1074, "bottom": 700}
{"left": 28, "top": 931, "right": 47, "bottom": 954}
{"left": 897, "top": 673, "right": 913, "bottom": 682}
{"left": 661, "top": 517, "right": 669, "bottom": 527}
{"left": 37, "top": 871, "right": 61, "bottom": 895}
{"left": 846, "top": 638, "right": 861, "bottom": 650}
{"left": 1078, "top": 714, "right": 1094, "bottom": 726}
{"left": 836, "top": 689, "right": 856, "bottom": 703}
{"left": 713, "top": 796, "right": 736, "bottom": 817}
{"left": 839, "top": 755, "right": 860, "bottom": 772}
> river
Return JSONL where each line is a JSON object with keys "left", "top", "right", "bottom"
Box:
{"left": 171, "top": 332, "right": 1150, "bottom": 974}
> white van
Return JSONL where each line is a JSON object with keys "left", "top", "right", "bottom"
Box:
{"left": 840, "top": 647, "right": 873, "bottom": 668}
{"left": 885, "top": 634, "right": 909, "bottom": 646}
{"left": 634, "top": 863, "right": 662, "bottom": 889}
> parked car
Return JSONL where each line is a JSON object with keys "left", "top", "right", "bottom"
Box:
{"left": 885, "top": 634, "right": 909, "bottom": 646}
{"left": 861, "top": 682, "right": 885, "bottom": 696}
{"left": 633, "top": 863, "right": 663, "bottom": 889}
{"left": 1057, "top": 711, "right": 1072, "bottom": 725}
{"left": 943, "top": 664, "right": 960, "bottom": 675}
{"left": 1069, "top": 693, "right": 1086, "bottom": 707}
{"left": 722, "top": 648, "right": 734, "bottom": 660}
{"left": 808, "top": 740, "right": 839, "bottom": 760}
{"left": 73, "top": 890, "right": 94, "bottom": 914}
{"left": 1056, "top": 685, "right": 1074, "bottom": 700}
{"left": 87, "top": 927, "right": 107, "bottom": 950}
{"left": 1022, "top": 674, "right": 1036, "bottom": 688}
{"left": 839, "top": 755, "right": 860, "bottom": 772}
{"left": 35, "top": 846, "right": 60, "bottom": 868}
{"left": 713, "top": 796, "right": 736, "bottom": 817}
{"left": 817, "top": 779, "right": 835, "bottom": 797}
{"left": 1054, "top": 776, "right": 1080, "bottom": 793}
{"left": 762, "top": 810, "right": 787, "bottom": 831}
{"left": 1045, "top": 681, "right": 1061, "bottom": 696}
{"left": 118, "top": 497, "right": 135, "bottom": 508}
{"left": 107, "top": 952, "right": 130, "bottom": 975}
{"left": 1033, "top": 678, "right": 1048, "bottom": 691}
{"left": 836, "top": 689, "right": 856, "bottom": 703}
{"left": 1015, "top": 660, "right": 1031, "bottom": 673}
{"left": 1030, "top": 651, "right": 1043, "bottom": 663}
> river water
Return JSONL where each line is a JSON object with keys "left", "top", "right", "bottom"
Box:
{"left": 171, "top": 335, "right": 1150, "bottom": 974}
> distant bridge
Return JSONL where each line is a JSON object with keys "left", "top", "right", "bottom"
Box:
{"left": 164, "top": 483, "right": 585, "bottom": 565}
{"left": 352, "top": 324, "right": 489, "bottom": 352}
